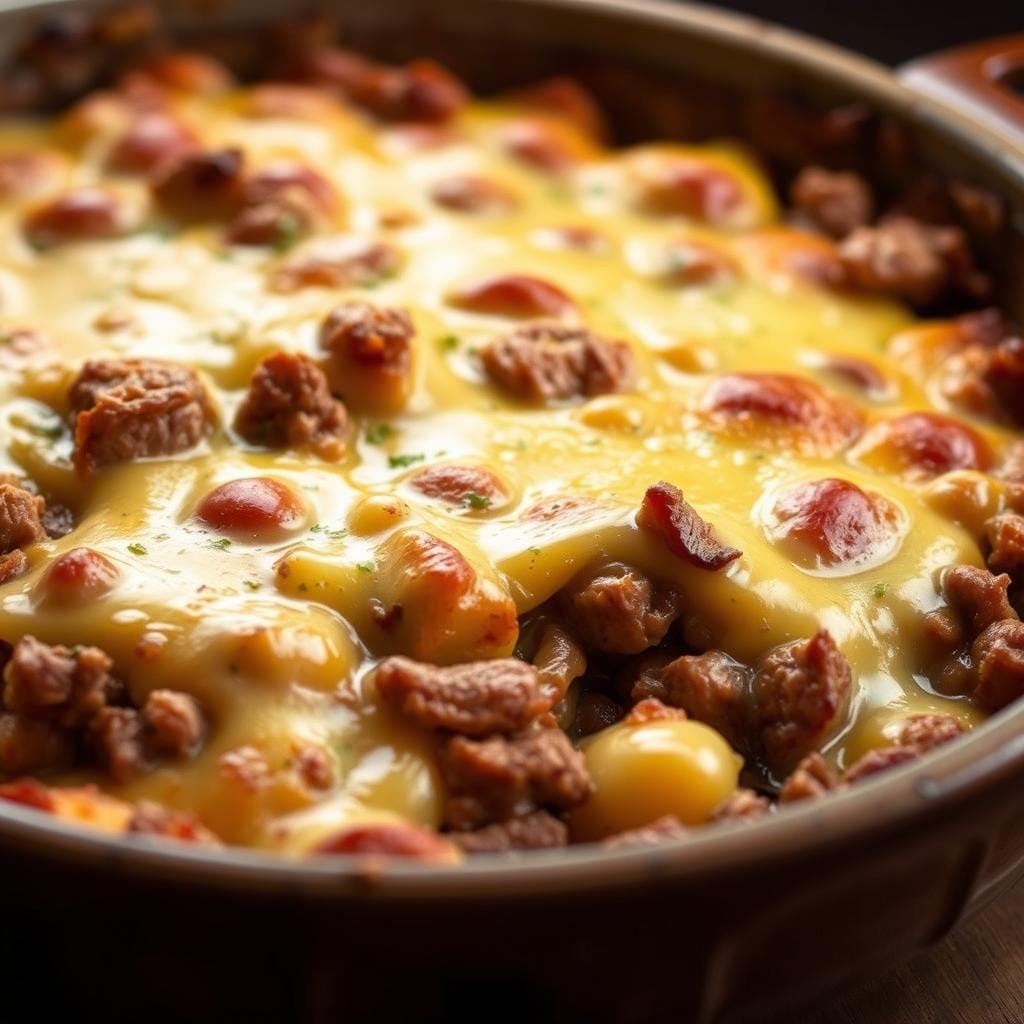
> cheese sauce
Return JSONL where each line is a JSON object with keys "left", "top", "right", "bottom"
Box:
{"left": 0, "top": 79, "right": 1012, "bottom": 852}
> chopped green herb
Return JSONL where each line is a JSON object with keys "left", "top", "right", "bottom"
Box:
{"left": 271, "top": 212, "right": 304, "bottom": 253}
{"left": 438, "top": 333, "right": 460, "bottom": 351}
{"left": 27, "top": 419, "right": 63, "bottom": 440}
{"left": 243, "top": 579, "right": 260, "bottom": 591}
{"left": 356, "top": 561, "right": 375, "bottom": 574}
{"left": 388, "top": 452, "right": 424, "bottom": 469}
{"left": 872, "top": 582, "right": 890, "bottom": 600}
{"left": 311, "top": 523, "right": 348, "bottom": 540}
{"left": 528, "top": 546, "right": 541, "bottom": 556}
{"left": 463, "top": 491, "right": 492, "bottom": 510}
{"left": 127, "top": 542, "right": 147, "bottom": 556}
{"left": 208, "top": 538, "right": 232, "bottom": 551}
{"left": 366, "top": 423, "right": 393, "bottom": 445}
{"left": 67, "top": 645, "right": 83, "bottom": 657}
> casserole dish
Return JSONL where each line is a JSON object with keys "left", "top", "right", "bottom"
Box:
{"left": 0, "top": 1, "right": 1023, "bottom": 1021}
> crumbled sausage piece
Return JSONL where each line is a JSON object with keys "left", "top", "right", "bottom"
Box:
{"left": 0, "top": 551, "right": 28, "bottom": 586}
{"left": 647, "top": 650, "right": 751, "bottom": 752}
{"left": 482, "top": 323, "right": 635, "bottom": 403}
{"left": 218, "top": 745, "right": 270, "bottom": 792}
{"left": 234, "top": 351, "right": 347, "bottom": 460}
{"left": 712, "top": 787, "right": 771, "bottom": 822}
{"left": 843, "top": 745, "right": 920, "bottom": 785}
{"left": 941, "top": 336, "right": 1024, "bottom": 428}
{"left": 602, "top": 814, "right": 688, "bottom": 848}
{"left": 450, "top": 810, "right": 568, "bottom": 853}
{"left": 107, "top": 111, "right": 198, "bottom": 175}
{"left": 294, "top": 745, "right": 335, "bottom": 790}
{"left": 778, "top": 751, "right": 840, "bottom": 803}
{"left": 23, "top": 188, "right": 130, "bottom": 248}
{"left": 942, "top": 564, "right": 1018, "bottom": 636}
{"left": 226, "top": 162, "right": 338, "bottom": 246}
{"left": 373, "top": 655, "right": 551, "bottom": 737}
{"left": 141, "top": 689, "right": 204, "bottom": 758}
{"left": 0, "top": 481, "right": 45, "bottom": 556}
{"left": 70, "top": 358, "right": 213, "bottom": 474}
{"left": 430, "top": 176, "right": 519, "bottom": 215}
{"left": 87, "top": 707, "right": 146, "bottom": 783}
{"left": 442, "top": 727, "right": 590, "bottom": 829}
{"left": 970, "top": 619, "right": 1024, "bottom": 713}
{"left": 623, "top": 697, "right": 688, "bottom": 724}
{"left": 0, "top": 713, "right": 74, "bottom": 776}
{"left": 0, "top": 776, "right": 56, "bottom": 812}
{"left": 318, "top": 301, "right": 414, "bottom": 412}
{"left": 126, "top": 802, "right": 220, "bottom": 845}
{"left": 893, "top": 713, "right": 967, "bottom": 751}
{"left": 754, "top": 630, "right": 852, "bottom": 776}
{"left": 151, "top": 147, "right": 245, "bottom": 220}
{"left": 790, "top": 166, "right": 873, "bottom": 238}
{"left": 408, "top": 464, "right": 509, "bottom": 510}
{"left": 838, "top": 216, "right": 990, "bottom": 308}
{"left": 985, "top": 513, "right": 1024, "bottom": 612}
{"left": 638, "top": 481, "right": 741, "bottom": 570}
{"left": 269, "top": 238, "right": 399, "bottom": 292}
{"left": 557, "top": 564, "right": 680, "bottom": 655}
{"left": 314, "top": 821, "right": 459, "bottom": 862}
{"left": 3, "top": 635, "right": 114, "bottom": 727}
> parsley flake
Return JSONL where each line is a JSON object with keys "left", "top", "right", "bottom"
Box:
{"left": 366, "top": 423, "right": 393, "bottom": 445}
{"left": 388, "top": 452, "right": 424, "bottom": 469}
{"left": 463, "top": 491, "right": 492, "bottom": 510}
{"left": 127, "top": 542, "right": 147, "bottom": 556}
{"left": 208, "top": 538, "right": 232, "bottom": 551}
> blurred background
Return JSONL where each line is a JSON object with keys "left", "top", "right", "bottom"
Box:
{"left": 695, "top": 0, "right": 1020, "bottom": 64}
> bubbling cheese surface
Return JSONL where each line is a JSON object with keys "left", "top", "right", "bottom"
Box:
{"left": 0, "top": 80, "right": 1011, "bottom": 852}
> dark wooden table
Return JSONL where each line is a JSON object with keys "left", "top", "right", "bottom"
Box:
{"left": 796, "top": 876, "right": 1024, "bottom": 1023}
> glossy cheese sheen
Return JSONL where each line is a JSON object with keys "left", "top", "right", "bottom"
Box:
{"left": 0, "top": 87, "right": 1007, "bottom": 850}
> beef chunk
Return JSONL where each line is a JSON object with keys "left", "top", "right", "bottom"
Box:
{"left": 3, "top": 636, "right": 114, "bottom": 727}
{"left": 942, "top": 564, "right": 1018, "bottom": 635}
{"left": 790, "top": 166, "right": 873, "bottom": 238}
{"left": 373, "top": 655, "right": 551, "bottom": 736}
{"left": 557, "top": 564, "right": 680, "bottom": 655}
{"left": 753, "top": 630, "right": 852, "bottom": 776}
{"left": 712, "top": 787, "right": 770, "bottom": 822}
{"left": 970, "top": 619, "right": 1024, "bottom": 713}
{"left": 942, "top": 336, "right": 1024, "bottom": 428}
{"left": 894, "top": 713, "right": 967, "bottom": 751}
{"left": 645, "top": 650, "right": 751, "bottom": 752}
{"left": 481, "top": 323, "right": 635, "bottom": 403}
{"left": 450, "top": 809, "right": 568, "bottom": 853}
{"left": 442, "top": 727, "right": 590, "bottom": 829}
{"left": 70, "top": 358, "right": 213, "bottom": 474}
{"left": 638, "top": 481, "right": 741, "bottom": 569}
{"left": 778, "top": 751, "right": 840, "bottom": 804}
{"left": 234, "top": 351, "right": 347, "bottom": 460}
{"left": 843, "top": 744, "right": 920, "bottom": 785}
{"left": 838, "top": 216, "right": 990, "bottom": 308}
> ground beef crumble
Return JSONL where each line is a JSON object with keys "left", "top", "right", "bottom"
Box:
{"left": 450, "top": 809, "right": 568, "bottom": 853}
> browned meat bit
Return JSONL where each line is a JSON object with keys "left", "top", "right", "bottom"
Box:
{"left": 151, "top": 147, "right": 245, "bottom": 220}
{"left": 3, "top": 636, "right": 114, "bottom": 727}
{"left": 23, "top": 188, "right": 130, "bottom": 249}
{"left": 602, "top": 814, "right": 688, "bottom": 849}
{"left": 141, "top": 689, "right": 204, "bottom": 758}
{"left": 641, "top": 650, "right": 751, "bottom": 752}
{"left": 234, "top": 351, "right": 347, "bottom": 460}
{"left": 107, "top": 111, "right": 198, "bottom": 175}
{"left": 430, "top": 176, "right": 519, "bottom": 215}
{"left": 269, "top": 238, "right": 399, "bottom": 293}
{"left": 985, "top": 512, "right": 1024, "bottom": 611}
{"left": 0, "top": 714, "right": 74, "bottom": 776}
{"left": 226, "top": 163, "right": 339, "bottom": 247}
{"left": 0, "top": 481, "right": 46, "bottom": 570}
{"left": 753, "top": 630, "right": 852, "bottom": 776}
{"left": 301, "top": 49, "right": 468, "bottom": 123}
{"left": 373, "top": 655, "right": 551, "bottom": 737}
{"left": 638, "top": 481, "right": 741, "bottom": 570}
{"left": 87, "top": 707, "right": 145, "bottom": 782}
{"left": 294, "top": 745, "right": 335, "bottom": 790}
{"left": 0, "top": 776, "right": 56, "bottom": 812}
{"left": 894, "top": 713, "right": 967, "bottom": 751}
{"left": 450, "top": 810, "right": 568, "bottom": 853}
{"left": 623, "top": 697, "right": 689, "bottom": 724}
{"left": 838, "top": 217, "right": 990, "bottom": 308}
{"left": 314, "top": 821, "right": 458, "bottom": 863}
{"left": 482, "top": 323, "right": 635, "bottom": 403}
{"left": 842, "top": 745, "right": 920, "bottom": 785}
{"left": 790, "top": 166, "right": 873, "bottom": 238}
{"left": 940, "top": 333, "right": 1024, "bottom": 429}
{"left": 712, "top": 788, "right": 770, "bottom": 822}
{"left": 70, "top": 358, "right": 213, "bottom": 474}
{"left": 319, "top": 300, "right": 415, "bottom": 413}
{"left": 442, "top": 727, "right": 590, "bottom": 829}
{"left": 941, "top": 564, "right": 1017, "bottom": 636}
{"left": 557, "top": 564, "right": 680, "bottom": 655}
{"left": 778, "top": 752, "right": 840, "bottom": 804}
{"left": 970, "top": 619, "right": 1024, "bottom": 713}
{"left": 127, "top": 802, "right": 220, "bottom": 845}
{"left": 129, "top": 51, "right": 234, "bottom": 97}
